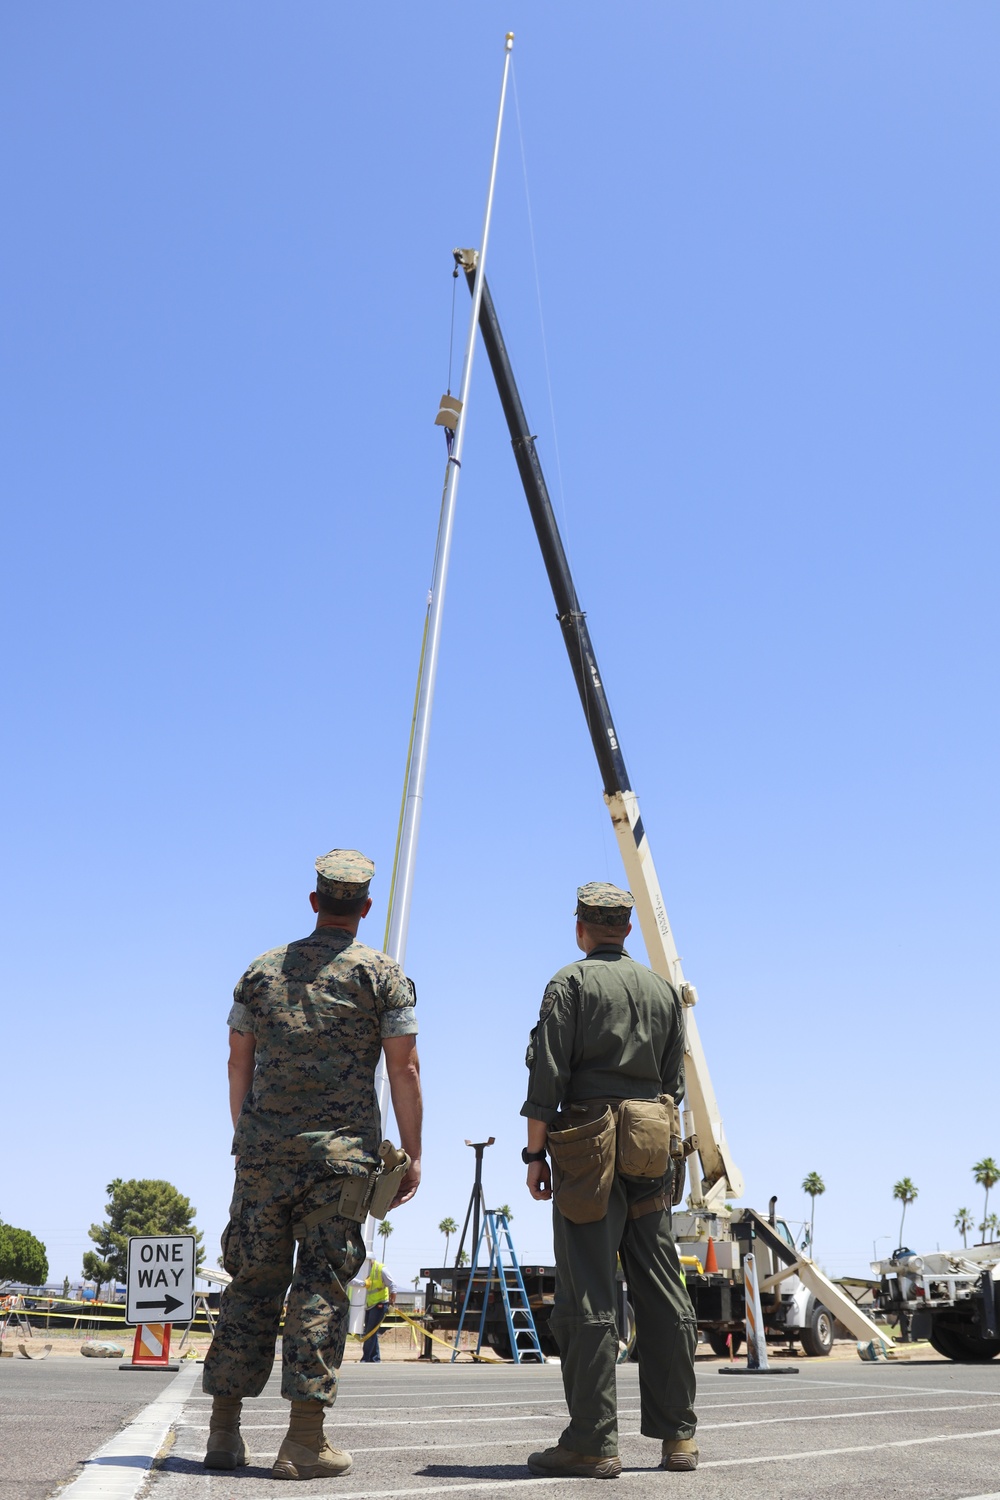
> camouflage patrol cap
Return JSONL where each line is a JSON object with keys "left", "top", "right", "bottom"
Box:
{"left": 576, "top": 880, "right": 634, "bottom": 926}
{"left": 315, "top": 848, "right": 375, "bottom": 901}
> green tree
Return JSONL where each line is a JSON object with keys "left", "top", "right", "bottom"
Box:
{"left": 973, "top": 1158, "right": 1000, "bottom": 1243}
{"left": 954, "top": 1208, "right": 974, "bottom": 1248}
{"left": 61, "top": 1275, "right": 70, "bottom": 1299}
{"left": 82, "top": 1251, "right": 114, "bottom": 1300}
{"left": 377, "top": 1220, "right": 393, "bottom": 1261}
{"left": 892, "top": 1178, "right": 919, "bottom": 1246}
{"left": 985, "top": 1213, "right": 999, "bottom": 1244}
{"left": 801, "top": 1172, "right": 825, "bottom": 1253}
{"left": 0, "top": 1222, "right": 48, "bottom": 1285}
{"left": 497, "top": 1204, "right": 514, "bottom": 1223}
{"left": 438, "top": 1217, "right": 457, "bottom": 1265}
{"left": 88, "top": 1179, "right": 203, "bottom": 1285}
{"left": 455, "top": 1248, "right": 469, "bottom": 1268}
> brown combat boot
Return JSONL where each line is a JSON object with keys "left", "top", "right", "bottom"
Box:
{"left": 660, "top": 1438, "right": 699, "bottom": 1471}
{"left": 527, "top": 1444, "right": 622, "bottom": 1478}
{"left": 272, "top": 1400, "right": 353, "bottom": 1481}
{"left": 204, "top": 1395, "right": 249, "bottom": 1470}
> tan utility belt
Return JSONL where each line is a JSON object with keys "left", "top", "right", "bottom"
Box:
{"left": 546, "top": 1096, "right": 694, "bottom": 1226}
{"left": 292, "top": 1140, "right": 410, "bottom": 1240}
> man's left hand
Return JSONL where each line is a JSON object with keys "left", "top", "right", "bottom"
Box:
{"left": 390, "top": 1158, "right": 421, "bottom": 1208}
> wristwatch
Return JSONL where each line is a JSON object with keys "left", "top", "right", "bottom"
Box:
{"left": 521, "top": 1147, "right": 547, "bottom": 1164}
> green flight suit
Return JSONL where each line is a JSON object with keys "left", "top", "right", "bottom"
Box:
{"left": 522, "top": 943, "right": 697, "bottom": 1457}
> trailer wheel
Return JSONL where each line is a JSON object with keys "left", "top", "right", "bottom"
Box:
{"left": 800, "top": 1303, "right": 834, "bottom": 1357}
{"left": 928, "top": 1324, "right": 1000, "bottom": 1362}
{"left": 706, "top": 1331, "right": 742, "bottom": 1359}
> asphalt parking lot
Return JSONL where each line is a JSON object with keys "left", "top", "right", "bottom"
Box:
{"left": 7, "top": 1352, "right": 1000, "bottom": 1498}
{"left": 155, "top": 1355, "right": 1000, "bottom": 1499}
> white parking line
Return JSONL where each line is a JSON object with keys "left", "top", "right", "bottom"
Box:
{"left": 56, "top": 1362, "right": 200, "bottom": 1500}
{"left": 207, "top": 1424, "right": 1000, "bottom": 1498}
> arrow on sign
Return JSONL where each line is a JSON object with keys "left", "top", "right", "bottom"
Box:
{"left": 136, "top": 1294, "right": 184, "bottom": 1317}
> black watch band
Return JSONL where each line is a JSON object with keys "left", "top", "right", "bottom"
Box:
{"left": 521, "top": 1147, "right": 547, "bottom": 1164}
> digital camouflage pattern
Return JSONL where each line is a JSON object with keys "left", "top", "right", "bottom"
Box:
{"left": 314, "top": 848, "right": 375, "bottom": 900}
{"left": 522, "top": 946, "right": 685, "bottom": 1125}
{"left": 230, "top": 927, "right": 417, "bottom": 1170}
{"left": 203, "top": 1158, "right": 366, "bottom": 1404}
{"left": 575, "top": 880, "right": 634, "bottom": 927}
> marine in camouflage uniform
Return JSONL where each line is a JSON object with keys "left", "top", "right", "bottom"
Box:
{"left": 202, "top": 849, "right": 422, "bottom": 1480}
{"left": 522, "top": 882, "right": 698, "bottom": 1479}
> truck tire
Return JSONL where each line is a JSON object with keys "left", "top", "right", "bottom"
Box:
{"left": 928, "top": 1324, "right": 1000, "bottom": 1362}
{"left": 800, "top": 1303, "right": 834, "bottom": 1357}
{"left": 706, "top": 1332, "right": 742, "bottom": 1358}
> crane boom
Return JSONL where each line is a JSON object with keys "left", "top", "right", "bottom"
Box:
{"left": 459, "top": 251, "right": 743, "bottom": 1204}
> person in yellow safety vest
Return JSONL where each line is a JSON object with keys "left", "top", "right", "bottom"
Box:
{"left": 360, "top": 1260, "right": 396, "bottom": 1363}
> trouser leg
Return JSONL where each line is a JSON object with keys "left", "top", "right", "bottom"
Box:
{"left": 360, "top": 1303, "right": 385, "bottom": 1363}
{"left": 203, "top": 1164, "right": 292, "bottom": 1399}
{"left": 281, "top": 1182, "right": 365, "bottom": 1405}
{"left": 620, "top": 1185, "right": 697, "bottom": 1441}
{"left": 548, "top": 1181, "right": 628, "bottom": 1458}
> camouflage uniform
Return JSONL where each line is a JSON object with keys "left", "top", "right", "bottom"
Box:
{"left": 523, "top": 882, "right": 697, "bottom": 1458}
{"left": 203, "top": 850, "right": 417, "bottom": 1407}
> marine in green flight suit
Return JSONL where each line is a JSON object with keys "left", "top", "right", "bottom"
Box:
{"left": 202, "top": 849, "right": 423, "bottom": 1482}
{"left": 522, "top": 881, "right": 699, "bottom": 1478}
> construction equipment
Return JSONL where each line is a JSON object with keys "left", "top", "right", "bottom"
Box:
{"left": 872, "top": 1244, "right": 1000, "bottom": 1362}
{"left": 458, "top": 254, "right": 894, "bottom": 1360}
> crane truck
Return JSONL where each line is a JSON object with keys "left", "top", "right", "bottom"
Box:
{"left": 451, "top": 248, "right": 903, "bottom": 1362}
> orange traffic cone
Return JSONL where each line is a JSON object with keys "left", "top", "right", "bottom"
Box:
{"left": 704, "top": 1238, "right": 719, "bottom": 1274}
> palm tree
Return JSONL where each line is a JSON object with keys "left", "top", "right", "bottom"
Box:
{"left": 954, "top": 1208, "right": 974, "bottom": 1248}
{"left": 455, "top": 1248, "right": 469, "bottom": 1267}
{"left": 497, "top": 1204, "right": 514, "bottom": 1223}
{"left": 973, "top": 1158, "right": 1000, "bottom": 1243}
{"left": 438, "top": 1217, "right": 457, "bottom": 1265}
{"left": 986, "top": 1213, "right": 999, "bottom": 1244}
{"left": 377, "top": 1220, "right": 393, "bottom": 1261}
{"left": 892, "top": 1178, "right": 918, "bottom": 1246}
{"left": 801, "top": 1172, "right": 825, "bottom": 1254}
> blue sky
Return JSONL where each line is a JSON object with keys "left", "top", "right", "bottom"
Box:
{"left": 2, "top": 3, "right": 997, "bottom": 1290}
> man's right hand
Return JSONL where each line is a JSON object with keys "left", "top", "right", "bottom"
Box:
{"left": 389, "top": 1157, "right": 421, "bottom": 1209}
{"left": 527, "top": 1160, "right": 551, "bottom": 1201}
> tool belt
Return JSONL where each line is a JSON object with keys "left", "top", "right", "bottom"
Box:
{"left": 292, "top": 1140, "right": 410, "bottom": 1240}
{"left": 547, "top": 1096, "right": 688, "bottom": 1225}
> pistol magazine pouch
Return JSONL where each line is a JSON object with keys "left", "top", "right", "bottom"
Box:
{"left": 547, "top": 1106, "right": 616, "bottom": 1224}
{"left": 616, "top": 1096, "right": 675, "bottom": 1179}
{"left": 367, "top": 1142, "right": 410, "bottom": 1221}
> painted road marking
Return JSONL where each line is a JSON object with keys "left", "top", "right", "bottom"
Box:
{"left": 57, "top": 1362, "right": 199, "bottom": 1500}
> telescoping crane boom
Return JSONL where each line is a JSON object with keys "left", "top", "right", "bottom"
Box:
{"left": 457, "top": 251, "right": 907, "bottom": 1360}
{"left": 456, "top": 250, "right": 741, "bottom": 1211}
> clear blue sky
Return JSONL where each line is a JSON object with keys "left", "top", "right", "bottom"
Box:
{"left": 2, "top": 3, "right": 997, "bottom": 1290}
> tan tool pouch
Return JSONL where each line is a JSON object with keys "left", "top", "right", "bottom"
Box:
{"left": 616, "top": 1096, "right": 674, "bottom": 1179}
{"left": 547, "top": 1106, "right": 616, "bottom": 1224}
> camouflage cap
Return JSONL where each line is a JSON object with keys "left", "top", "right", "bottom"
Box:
{"left": 576, "top": 880, "right": 634, "bottom": 926}
{"left": 315, "top": 848, "right": 375, "bottom": 901}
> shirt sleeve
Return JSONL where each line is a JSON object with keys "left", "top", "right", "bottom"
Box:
{"left": 382, "top": 1269, "right": 397, "bottom": 1293}
{"left": 227, "top": 973, "right": 256, "bottom": 1035}
{"left": 520, "top": 977, "right": 577, "bottom": 1125}
{"left": 660, "top": 985, "right": 686, "bottom": 1105}
{"left": 377, "top": 963, "right": 419, "bottom": 1040}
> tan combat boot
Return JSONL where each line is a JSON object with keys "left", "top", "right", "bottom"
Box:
{"left": 660, "top": 1437, "right": 699, "bottom": 1472}
{"left": 527, "top": 1444, "right": 622, "bottom": 1478}
{"left": 272, "top": 1400, "right": 353, "bottom": 1481}
{"left": 204, "top": 1395, "right": 249, "bottom": 1470}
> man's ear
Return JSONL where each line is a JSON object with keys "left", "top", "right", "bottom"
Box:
{"left": 360, "top": 896, "right": 373, "bottom": 919}
{"left": 624, "top": 920, "right": 632, "bottom": 937}
{"left": 309, "top": 891, "right": 320, "bottom": 913}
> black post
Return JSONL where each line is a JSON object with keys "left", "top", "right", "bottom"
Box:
{"left": 461, "top": 260, "right": 632, "bottom": 800}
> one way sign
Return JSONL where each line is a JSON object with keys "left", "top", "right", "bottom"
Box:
{"left": 126, "top": 1235, "right": 196, "bottom": 1326}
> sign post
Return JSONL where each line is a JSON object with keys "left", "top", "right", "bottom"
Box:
{"left": 120, "top": 1235, "right": 196, "bottom": 1372}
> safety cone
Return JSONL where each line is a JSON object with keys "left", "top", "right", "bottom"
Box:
{"left": 704, "top": 1238, "right": 719, "bottom": 1274}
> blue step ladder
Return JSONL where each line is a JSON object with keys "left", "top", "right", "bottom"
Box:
{"left": 451, "top": 1210, "right": 545, "bottom": 1363}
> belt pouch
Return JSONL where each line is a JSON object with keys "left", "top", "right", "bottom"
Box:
{"left": 547, "top": 1107, "right": 616, "bottom": 1223}
{"left": 616, "top": 1096, "right": 672, "bottom": 1178}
